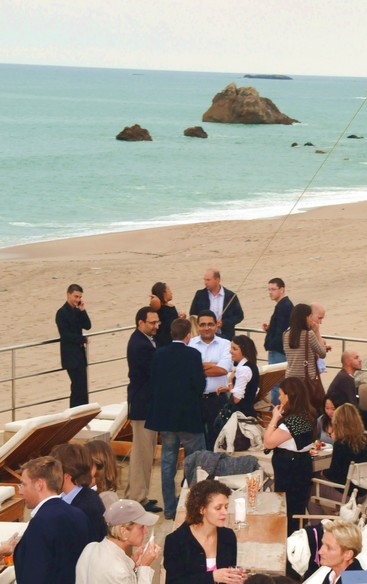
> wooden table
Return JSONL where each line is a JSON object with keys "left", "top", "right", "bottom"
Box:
{"left": 174, "top": 488, "right": 287, "bottom": 575}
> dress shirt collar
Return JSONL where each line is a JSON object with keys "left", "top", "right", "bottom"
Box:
{"left": 61, "top": 485, "right": 83, "bottom": 504}
{"left": 208, "top": 285, "right": 225, "bottom": 299}
{"left": 140, "top": 331, "right": 156, "bottom": 347}
{"left": 31, "top": 495, "right": 60, "bottom": 518}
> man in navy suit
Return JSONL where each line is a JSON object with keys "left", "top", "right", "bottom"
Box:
{"left": 55, "top": 283, "right": 92, "bottom": 407}
{"left": 124, "top": 306, "right": 162, "bottom": 513}
{"left": 146, "top": 318, "right": 206, "bottom": 519}
{"left": 189, "top": 269, "right": 244, "bottom": 340}
{"left": 51, "top": 443, "right": 107, "bottom": 542}
{"left": 14, "top": 456, "right": 90, "bottom": 584}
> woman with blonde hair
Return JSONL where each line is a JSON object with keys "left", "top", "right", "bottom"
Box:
{"left": 76, "top": 499, "right": 160, "bottom": 583}
{"left": 309, "top": 403, "right": 367, "bottom": 515}
{"left": 319, "top": 519, "right": 363, "bottom": 578}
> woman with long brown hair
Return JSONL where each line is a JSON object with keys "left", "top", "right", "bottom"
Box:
{"left": 309, "top": 403, "right": 367, "bottom": 515}
{"left": 264, "top": 377, "right": 316, "bottom": 534}
{"left": 283, "top": 303, "right": 326, "bottom": 380}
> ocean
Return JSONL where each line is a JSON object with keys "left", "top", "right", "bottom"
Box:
{"left": 1, "top": 64, "right": 366, "bottom": 249}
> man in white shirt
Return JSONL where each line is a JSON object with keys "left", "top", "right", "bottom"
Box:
{"left": 189, "top": 310, "right": 232, "bottom": 449}
{"left": 14, "top": 456, "right": 90, "bottom": 584}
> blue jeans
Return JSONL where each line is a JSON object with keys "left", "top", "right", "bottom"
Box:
{"left": 268, "top": 350, "right": 286, "bottom": 405}
{"left": 161, "top": 431, "right": 206, "bottom": 517}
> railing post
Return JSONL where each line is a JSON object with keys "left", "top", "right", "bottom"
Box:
{"left": 11, "top": 348, "right": 16, "bottom": 421}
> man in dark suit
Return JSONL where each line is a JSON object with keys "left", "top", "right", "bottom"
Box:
{"left": 189, "top": 269, "right": 244, "bottom": 340}
{"left": 55, "top": 283, "right": 91, "bottom": 407}
{"left": 327, "top": 350, "right": 362, "bottom": 407}
{"left": 51, "top": 443, "right": 107, "bottom": 542}
{"left": 146, "top": 318, "right": 206, "bottom": 519}
{"left": 14, "top": 456, "right": 90, "bottom": 584}
{"left": 125, "top": 306, "right": 162, "bottom": 513}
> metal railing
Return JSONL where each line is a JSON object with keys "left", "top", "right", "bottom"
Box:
{"left": 1, "top": 325, "right": 367, "bottom": 421}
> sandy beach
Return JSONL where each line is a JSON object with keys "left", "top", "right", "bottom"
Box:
{"left": 1, "top": 200, "right": 367, "bottom": 420}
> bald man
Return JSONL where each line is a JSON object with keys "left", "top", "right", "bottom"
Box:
{"left": 189, "top": 269, "right": 244, "bottom": 340}
{"left": 326, "top": 350, "right": 362, "bottom": 406}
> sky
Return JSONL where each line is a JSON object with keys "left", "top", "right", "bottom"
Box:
{"left": 1, "top": 0, "right": 366, "bottom": 77}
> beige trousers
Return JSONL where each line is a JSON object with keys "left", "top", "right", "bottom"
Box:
{"left": 125, "top": 420, "right": 157, "bottom": 505}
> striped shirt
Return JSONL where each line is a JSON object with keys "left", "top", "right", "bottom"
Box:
{"left": 283, "top": 329, "right": 326, "bottom": 379}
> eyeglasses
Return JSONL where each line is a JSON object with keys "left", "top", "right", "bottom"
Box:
{"left": 146, "top": 320, "right": 161, "bottom": 326}
{"left": 198, "top": 322, "right": 216, "bottom": 328}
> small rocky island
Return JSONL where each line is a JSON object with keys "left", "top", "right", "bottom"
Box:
{"left": 202, "top": 83, "right": 298, "bottom": 125}
{"left": 184, "top": 126, "right": 208, "bottom": 138}
{"left": 116, "top": 124, "right": 152, "bottom": 141}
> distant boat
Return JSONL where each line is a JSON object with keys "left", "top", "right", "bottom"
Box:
{"left": 243, "top": 74, "right": 292, "bottom": 80}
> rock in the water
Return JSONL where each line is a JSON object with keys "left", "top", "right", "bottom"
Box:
{"left": 184, "top": 126, "right": 208, "bottom": 138}
{"left": 304, "top": 142, "right": 314, "bottom": 146}
{"left": 347, "top": 134, "right": 364, "bottom": 139}
{"left": 202, "top": 83, "right": 298, "bottom": 125}
{"left": 291, "top": 142, "right": 298, "bottom": 147}
{"left": 116, "top": 124, "right": 152, "bottom": 141}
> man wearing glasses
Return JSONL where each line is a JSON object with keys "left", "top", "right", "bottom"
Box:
{"left": 125, "top": 306, "right": 163, "bottom": 513}
{"left": 189, "top": 310, "right": 232, "bottom": 450}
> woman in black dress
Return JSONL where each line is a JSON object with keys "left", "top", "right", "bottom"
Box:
{"left": 264, "top": 376, "right": 316, "bottom": 534}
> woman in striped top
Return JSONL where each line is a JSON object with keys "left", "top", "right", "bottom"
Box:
{"left": 283, "top": 303, "right": 326, "bottom": 380}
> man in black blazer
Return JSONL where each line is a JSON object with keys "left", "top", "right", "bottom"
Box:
{"left": 125, "top": 306, "right": 162, "bottom": 513}
{"left": 51, "top": 443, "right": 107, "bottom": 542}
{"left": 189, "top": 269, "right": 244, "bottom": 340}
{"left": 55, "top": 283, "right": 91, "bottom": 407}
{"left": 14, "top": 456, "right": 90, "bottom": 584}
{"left": 146, "top": 318, "right": 206, "bottom": 519}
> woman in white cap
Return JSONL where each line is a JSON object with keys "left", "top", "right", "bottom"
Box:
{"left": 76, "top": 499, "right": 160, "bottom": 584}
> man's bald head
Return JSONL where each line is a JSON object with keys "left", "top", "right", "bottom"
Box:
{"left": 341, "top": 350, "right": 362, "bottom": 374}
{"left": 311, "top": 302, "right": 326, "bottom": 325}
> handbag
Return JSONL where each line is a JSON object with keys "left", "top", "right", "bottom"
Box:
{"left": 304, "top": 330, "right": 325, "bottom": 412}
{"left": 213, "top": 398, "right": 236, "bottom": 433}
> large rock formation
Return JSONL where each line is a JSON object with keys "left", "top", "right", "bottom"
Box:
{"left": 116, "top": 124, "right": 152, "bottom": 141}
{"left": 202, "top": 83, "right": 298, "bottom": 125}
{"left": 184, "top": 126, "right": 208, "bottom": 138}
